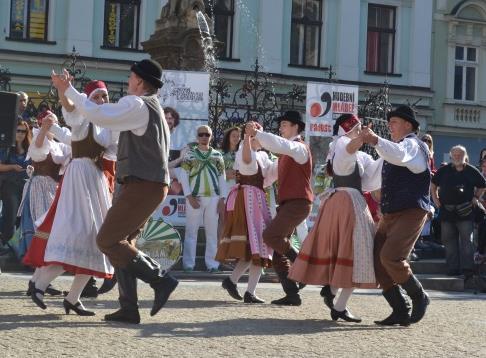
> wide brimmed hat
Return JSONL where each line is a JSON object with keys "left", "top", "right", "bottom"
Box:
{"left": 131, "top": 59, "right": 163, "bottom": 89}
{"left": 387, "top": 105, "right": 419, "bottom": 130}
{"left": 277, "top": 110, "right": 305, "bottom": 132}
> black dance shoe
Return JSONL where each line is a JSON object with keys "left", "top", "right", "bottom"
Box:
{"left": 222, "top": 277, "right": 243, "bottom": 301}
{"left": 320, "top": 285, "right": 335, "bottom": 309}
{"left": 26, "top": 280, "right": 35, "bottom": 296}
{"left": 330, "top": 308, "right": 362, "bottom": 323}
{"left": 104, "top": 309, "right": 141, "bottom": 324}
{"left": 243, "top": 291, "right": 265, "bottom": 303}
{"left": 63, "top": 299, "right": 95, "bottom": 316}
{"left": 80, "top": 277, "right": 99, "bottom": 298}
{"left": 31, "top": 288, "right": 46, "bottom": 310}
{"left": 97, "top": 275, "right": 117, "bottom": 295}
{"left": 271, "top": 295, "right": 301, "bottom": 306}
{"left": 45, "top": 284, "right": 63, "bottom": 296}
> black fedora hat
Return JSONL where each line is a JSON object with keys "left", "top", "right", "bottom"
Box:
{"left": 277, "top": 110, "right": 305, "bottom": 132}
{"left": 131, "top": 59, "right": 163, "bottom": 89}
{"left": 387, "top": 105, "right": 419, "bottom": 130}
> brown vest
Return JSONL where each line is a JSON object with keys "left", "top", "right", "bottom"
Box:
{"left": 237, "top": 165, "right": 264, "bottom": 191}
{"left": 71, "top": 123, "right": 105, "bottom": 167}
{"left": 277, "top": 138, "right": 313, "bottom": 204}
{"left": 32, "top": 153, "right": 61, "bottom": 182}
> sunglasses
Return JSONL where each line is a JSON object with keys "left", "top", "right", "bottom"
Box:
{"left": 198, "top": 132, "right": 211, "bottom": 138}
{"left": 17, "top": 129, "right": 27, "bottom": 134}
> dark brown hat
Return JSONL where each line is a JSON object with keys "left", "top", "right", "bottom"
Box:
{"left": 277, "top": 110, "right": 305, "bottom": 132}
{"left": 387, "top": 105, "right": 419, "bottom": 130}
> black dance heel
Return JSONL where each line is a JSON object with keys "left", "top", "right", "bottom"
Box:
{"left": 63, "top": 299, "right": 95, "bottom": 316}
{"left": 31, "top": 288, "right": 47, "bottom": 310}
{"left": 330, "top": 308, "right": 362, "bottom": 323}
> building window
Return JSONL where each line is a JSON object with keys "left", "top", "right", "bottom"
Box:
{"left": 454, "top": 46, "right": 477, "bottom": 101}
{"left": 366, "top": 4, "right": 396, "bottom": 74}
{"left": 205, "top": 0, "right": 235, "bottom": 59}
{"left": 290, "top": 0, "right": 323, "bottom": 67}
{"left": 9, "top": 0, "right": 49, "bottom": 41}
{"left": 103, "top": 0, "right": 141, "bottom": 49}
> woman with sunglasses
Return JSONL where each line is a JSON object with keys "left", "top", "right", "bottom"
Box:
{"left": 0, "top": 121, "right": 32, "bottom": 252}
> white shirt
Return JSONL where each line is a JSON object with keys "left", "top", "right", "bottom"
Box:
{"left": 28, "top": 129, "right": 71, "bottom": 174}
{"left": 374, "top": 134, "right": 428, "bottom": 174}
{"left": 234, "top": 145, "right": 278, "bottom": 189}
{"left": 255, "top": 131, "right": 309, "bottom": 164}
{"left": 64, "top": 85, "right": 151, "bottom": 135}
{"left": 331, "top": 136, "right": 382, "bottom": 192}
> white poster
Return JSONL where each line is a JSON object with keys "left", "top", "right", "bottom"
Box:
{"left": 154, "top": 70, "right": 210, "bottom": 226}
{"left": 305, "top": 82, "right": 359, "bottom": 228}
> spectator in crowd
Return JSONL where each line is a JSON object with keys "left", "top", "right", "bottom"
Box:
{"left": 165, "top": 107, "right": 189, "bottom": 195}
{"left": 180, "top": 125, "right": 227, "bottom": 272}
{"left": 221, "top": 126, "right": 242, "bottom": 188}
{"left": 478, "top": 148, "right": 486, "bottom": 168}
{"left": 421, "top": 134, "right": 435, "bottom": 173}
{"left": 431, "top": 145, "right": 486, "bottom": 278}
{"left": 474, "top": 159, "right": 486, "bottom": 262}
{"left": 17, "top": 91, "right": 30, "bottom": 121}
{"left": 0, "top": 120, "right": 32, "bottom": 253}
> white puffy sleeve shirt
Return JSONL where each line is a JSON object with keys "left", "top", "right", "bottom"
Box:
{"left": 28, "top": 129, "right": 72, "bottom": 173}
{"left": 331, "top": 136, "right": 382, "bottom": 192}
{"left": 234, "top": 146, "right": 278, "bottom": 189}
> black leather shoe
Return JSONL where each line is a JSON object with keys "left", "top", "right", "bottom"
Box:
{"left": 243, "top": 291, "right": 265, "bottom": 303}
{"left": 26, "top": 280, "right": 35, "bottom": 296}
{"left": 105, "top": 309, "right": 141, "bottom": 324}
{"left": 97, "top": 275, "right": 117, "bottom": 295}
{"left": 374, "top": 286, "right": 411, "bottom": 327}
{"left": 222, "top": 277, "right": 243, "bottom": 301}
{"left": 271, "top": 295, "right": 301, "bottom": 306}
{"left": 320, "top": 285, "right": 335, "bottom": 309}
{"left": 63, "top": 299, "right": 95, "bottom": 316}
{"left": 45, "top": 284, "right": 62, "bottom": 296}
{"left": 331, "top": 308, "right": 362, "bottom": 323}
{"left": 80, "top": 277, "right": 98, "bottom": 298}
{"left": 31, "top": 288, "right": 46, "bottom": 310}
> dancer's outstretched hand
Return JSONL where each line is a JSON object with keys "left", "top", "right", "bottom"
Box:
{"left": 360, "top": 124, "right": 379, "bottom": 146}
{"left": 245, "top": 121, "right": 258, "bottom": 136}
{"left": 51, "top": 69, "right": 72, "bottom": 94}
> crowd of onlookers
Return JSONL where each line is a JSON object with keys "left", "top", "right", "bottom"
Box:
{"left": 1, "top": 94, "right": 485, "bottom": 284}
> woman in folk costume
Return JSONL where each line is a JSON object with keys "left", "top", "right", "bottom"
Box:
{"left": 289, "top": 114, "right": 382, "bottom": 322}
{"left": 20, "top": 111, "right": 71, "bottom": 297}
{"left": 45, "top": 83, "right": 119, "bottom": 297}
{"left": 216, "top": 128, "right": 277, "bottom": 303}
{"left": 24, "top": 80, "right": 116, "bottom": 316}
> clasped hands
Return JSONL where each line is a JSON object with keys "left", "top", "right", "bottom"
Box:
{"left": 358, "top": 124, "right": 379, "bottom": 146}
{"left": 51, "top": 69, "right": 73, "bottom": 94}
{"left": 245, "top": 121, "right": 262, "bottom": 137}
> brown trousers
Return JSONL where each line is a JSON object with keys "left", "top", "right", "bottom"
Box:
{"left": 96, "top": 180, "right": 168, "bottom": 268}
{"left": 374, "top": 208, "right": 428, "bottom": 291}
{"left": 263, "top": 199, "right": 312, "bottom": 273}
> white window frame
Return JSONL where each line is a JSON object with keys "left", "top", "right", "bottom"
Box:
{"left": 453, "top": 45, "right": 478, "bottom": 102}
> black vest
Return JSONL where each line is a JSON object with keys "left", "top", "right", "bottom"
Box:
{"left": 381, "top": 134, "right": 431, "bottom": 214}
{"left": 116, "top": 95, "right": 170, "bottom": 184}
{"left": 333, "top": 162, "right": 362, "bottom": 193}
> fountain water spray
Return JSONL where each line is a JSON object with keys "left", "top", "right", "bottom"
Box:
{"left": 196, "top": 11, "right": 217, "bottom": 80}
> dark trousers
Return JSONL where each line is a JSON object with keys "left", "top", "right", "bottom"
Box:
{"left": 0, "top": 179, "right": 24, "bottom": 243}
{"left": 374, "top": 208, "right": 428, "bottom": 291}
{"left": 263, "top": 199, "right": 312, "bottom": 274}
{"left": 96, "top": 180, "right": 168, "bottom": 268}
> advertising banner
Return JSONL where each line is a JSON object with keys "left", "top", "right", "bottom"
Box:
{"left": 154, "top": 70, "right": 210, "bottom": 226}
{"left": 305, "top": 82, "right": 359, "bottom": 228}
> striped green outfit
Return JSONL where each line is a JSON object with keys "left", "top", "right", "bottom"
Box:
{"left": 181, "top": 147, "right": 225, "bottom": 197}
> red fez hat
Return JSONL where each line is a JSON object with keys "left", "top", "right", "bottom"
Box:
{"left": 84, "top": 80, "right": 108, "bottom": 99}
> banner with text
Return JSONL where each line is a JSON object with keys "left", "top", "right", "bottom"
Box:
{"left": 154, "top": 70, "right": 210, "bottom": 226}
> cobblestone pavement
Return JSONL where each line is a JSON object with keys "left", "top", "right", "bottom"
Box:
{"left": 0, "top": 273, "right": 485, "bottom": 358}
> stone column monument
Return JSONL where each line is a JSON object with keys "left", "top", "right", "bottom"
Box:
{"left": 142, "top": 0, "right": 209, "bottom": 71}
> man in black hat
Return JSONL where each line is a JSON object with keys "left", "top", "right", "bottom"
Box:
{"left": 361, "top": 105, "right": 431, "bottom": 326}
{"left": 246, "top": 111, "right": 313, "bottom": 306}
{"left": 51, "top": 59, "right": 178, "bottom": 324}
